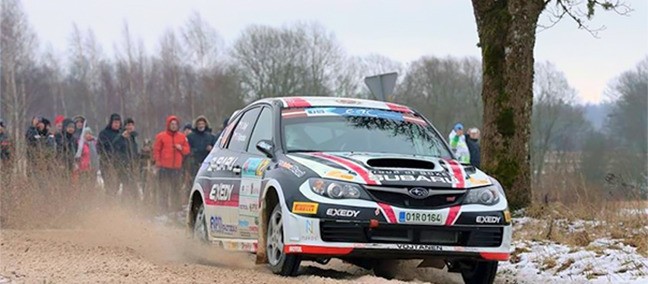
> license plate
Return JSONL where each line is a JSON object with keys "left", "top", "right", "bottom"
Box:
{"left": 398, "top": 211, "right": 443, "bottom": 224}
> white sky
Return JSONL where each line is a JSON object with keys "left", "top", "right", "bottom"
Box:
{"left": 22, "top": 0, "right": 648, "bottom": 103}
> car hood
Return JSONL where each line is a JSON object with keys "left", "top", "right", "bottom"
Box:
{"left": 287, "top": 152, "right": 493, "bottom": 189}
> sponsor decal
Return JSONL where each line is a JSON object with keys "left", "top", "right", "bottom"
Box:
{"left": 278, "top": 160, "right": 306, "bottom": 177}
{"left": 256, "top": 159, "right": 270, "bottom": 176}
{"left": 210, "top": 216, "right": 237, "bottom": 235}
{"left": 242, "top": 158, "right": 271, "bottom": 177}
{"left": 407, "top": 187, "right": 430, "bottom": 199}
{"left": 326, "top": 208, "right": 360, "bottom": 218}
{"left": 371, "top": 170, "right": 457, "bottom": 185}
{"left": 210, "top": 183, "right": 234, "bottom": 201}
{"left": 476, "top": 216, "right": 501, "bottom": 224}
{"left": 301, "top": 220, "right": 318, "bottom": 241}
{"left": 239, "top": 180, "right": 261, "bottom": 196}
{"left": 398, "top": 211, "right": 442, "bottom": 224}
{"left": 209, "top": 156, "right": 239, "bottom": 172}
{"left": 374, "top": 208, "right": 381, "bottom": 216}
{"left": 396, "top": 244, "right": 442, "bottom": 251}
{"left": 288, "top": 246, "right": 302, "bottom": 253}
{"left": 292, "top": 202, "right": 319, "bottom": 214}
{"left": 372, "top": 174, "right": 455, "bottom": 184}
{"left": 325, "top": 170, "right": 356, "bottom": 181}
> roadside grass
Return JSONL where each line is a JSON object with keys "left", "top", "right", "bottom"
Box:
{"left": 517, "top": 169, "right": 647, "bottom": 256}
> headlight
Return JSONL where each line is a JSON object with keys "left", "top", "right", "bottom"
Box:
{"left": 309, "top": 178, "right": 362, "bottom": 199}
{"left": 463, "top": 186, "right": 501, "bottom": 206}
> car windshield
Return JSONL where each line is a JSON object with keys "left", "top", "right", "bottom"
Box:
{"left": 282, "top": 107, "right": 451, "bottom": 158}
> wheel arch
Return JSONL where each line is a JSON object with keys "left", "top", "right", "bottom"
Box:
{"left": 256, "top": 180, "right": 286, "bottom": 264}
{"left": 187, "top": 185, "right": 205, "bottom": 231}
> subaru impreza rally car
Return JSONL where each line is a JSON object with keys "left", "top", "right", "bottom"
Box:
{"left": 187, "top": 97, "right": 512, "bottom": 284}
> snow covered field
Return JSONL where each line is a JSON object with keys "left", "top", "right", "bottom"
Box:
{"left": 498, "top": 215, "right": 648, "bottom": 283}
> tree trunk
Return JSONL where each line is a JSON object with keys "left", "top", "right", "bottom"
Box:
{"left": 471, "top": 0, "right": 545, "bottom": 209}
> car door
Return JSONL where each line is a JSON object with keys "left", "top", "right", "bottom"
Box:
{"left": 236, "top": 107, "right": 274, "bottom": 240}
{"left": 204, "top": 107, "right": 261, "bottom": 239}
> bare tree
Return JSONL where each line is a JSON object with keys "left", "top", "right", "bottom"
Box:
{"left": 531, "top": 62, "right": 590, "bottom": 184}
{"left": 398, "top": 56, "right": 482, "bottom": 132}
{"left": 1, "top": 0, "right": 38, "bottom": 173}
{"left": 231, "top": 23, "right": 344, "bottom": 100}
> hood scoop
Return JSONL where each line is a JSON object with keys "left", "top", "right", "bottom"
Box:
{"left": 366, "top": 158, "right": 436, "bottom": 170}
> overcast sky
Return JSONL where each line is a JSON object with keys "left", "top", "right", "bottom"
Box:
{"left": 22, "top": 0, "right": 648, "bottom": 103}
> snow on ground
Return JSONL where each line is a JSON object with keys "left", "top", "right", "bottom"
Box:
{"left": 498, "top": 217, "right": 648, "bottom": 283}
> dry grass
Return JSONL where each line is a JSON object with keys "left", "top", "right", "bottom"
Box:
{"left": 1, "top": 157, "right": 158, "bottom": 230}
{"left": 556, "top": 258, "right": 575, "bottom": 273}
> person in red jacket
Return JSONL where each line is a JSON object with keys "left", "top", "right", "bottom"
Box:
{"left": 153, "top": 115, "right": 190, "bottom": 213}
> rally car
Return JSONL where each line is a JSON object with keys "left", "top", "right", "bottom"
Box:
{"left": 187, "top": 96, "right": 512, "bottom": 284}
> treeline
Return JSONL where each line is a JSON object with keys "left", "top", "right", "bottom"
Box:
{"left": 1, "top": 0, "right": 646, "bottom": 196}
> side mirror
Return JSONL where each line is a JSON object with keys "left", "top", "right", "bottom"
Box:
{"left": 256, "top": 140, "right": 274, "bottom": 158}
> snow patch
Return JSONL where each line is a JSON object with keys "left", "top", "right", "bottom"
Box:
{"left": 499, "top": 237, "right": 648, "bottom": 283}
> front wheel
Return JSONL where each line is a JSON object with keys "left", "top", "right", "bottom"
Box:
{"left": 267, "top": 203, "right": 301, "bottom": 276}
{"left": 460, "top": 261, "right": 498, "bottom": 284}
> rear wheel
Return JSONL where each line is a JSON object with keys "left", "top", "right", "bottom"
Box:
{"left": 192, "top": 204, "right": 208, "bottom": 243}
{"left": 460, "top": 261, "right": 498, "bottom": 284}
{"left": 267, "top": 203, "right": 301, "bottom": 276}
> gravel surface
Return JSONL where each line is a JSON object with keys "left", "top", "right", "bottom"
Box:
{"left": 0, "top": 206, "right": 466, "bottom": 284}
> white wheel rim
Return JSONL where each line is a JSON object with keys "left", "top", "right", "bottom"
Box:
{"left": 267, "top": 208, "right": 284, "bottom": 266}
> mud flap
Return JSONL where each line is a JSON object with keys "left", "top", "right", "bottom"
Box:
{"left": 256, "top": 199, "right": 269, "bottom": 264}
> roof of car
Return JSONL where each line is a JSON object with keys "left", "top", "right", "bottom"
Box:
{"left": 253, "top": 96, "right": 414, "bottom": 114}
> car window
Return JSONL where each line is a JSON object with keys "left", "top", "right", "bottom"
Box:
{"left": 247, "top": 107, "right": 273, "bottom": 155}
{"left": 227, "top": 107, "right": 261, "bottom": 152}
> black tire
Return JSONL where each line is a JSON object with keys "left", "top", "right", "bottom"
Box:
{"left": 192, "top": 203, "right": 208, "bottom": 243}
{"left": 460, "top": 261, "right": 498, "bottom": 284}
{"left": 373, "top": 259, "right": 399, "bottom": 279}
{"left": 266, "top": 203, "right": 301, "bottom": 276}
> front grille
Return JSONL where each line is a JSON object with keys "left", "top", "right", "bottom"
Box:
{"left": 320, "top": 221, "right": 503, "bottom": 247}
{"left": 366, "top": 188, "right": 464, "bottom": 209}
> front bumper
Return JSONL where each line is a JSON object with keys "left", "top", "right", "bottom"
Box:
{"left": 282, "top": 213, "right": 513, "bottom": 261}
{"left": 281, "top": 181, "right": 513, "bottom": 261}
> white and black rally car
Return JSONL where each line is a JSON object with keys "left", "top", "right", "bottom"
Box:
{"left": 187, "top": 97, "right": 512, "bottom": 284}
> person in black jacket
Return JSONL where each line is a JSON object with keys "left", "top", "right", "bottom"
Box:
{"left": 57, "top": 119, "right": 78, "bottom": 173}
{"left": 187, "top": 116, "right": 217, "bottom": 176}
{"left": 465, "top": 128, "right": 481, "bottom": 168}
{"left": 112, "top": 117, "right": 139, "bottom": 201}
{"left": 98, "top": 113, "right": 122, "bottom": 195}
{"left": 25, "top": 117, "right": 56, "bottom": 172}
